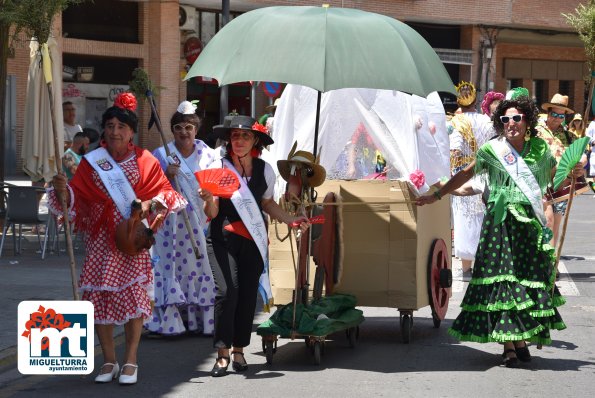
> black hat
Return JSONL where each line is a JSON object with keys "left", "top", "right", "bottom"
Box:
{"left": 213, "top": 115, "right": 274, "bottom": 146}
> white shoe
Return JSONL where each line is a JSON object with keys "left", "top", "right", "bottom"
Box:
{"left": 94, "top": 362, "right": 119, "bottom": 383}
{"left": 118, "top": 363, "right": 138, "bottom": 385}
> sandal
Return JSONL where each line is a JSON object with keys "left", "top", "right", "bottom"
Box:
{"left": 515, "top": 343, "right": 531, "bottom": 363}
{"left": 210, "top": 356, "right": 230, "bottom": 377}
{"left": 502, "top": 349, "right": 519, "bottom": 368}
{"left": 231, "top": 351, "right": 248, "bottom": 372}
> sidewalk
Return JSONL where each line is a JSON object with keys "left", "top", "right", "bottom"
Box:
{"left": 0, "top": 225, "right": 88, "bottom": 371}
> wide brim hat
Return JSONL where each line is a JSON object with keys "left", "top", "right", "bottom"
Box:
{"left": 277, "top": 142, "right": 326, "bottom": 187}
{"left": 541, "top": 93, "right": 574, "bottom": 114}
{"left": 213, "top": 115, "right": 274, "bottom": 146}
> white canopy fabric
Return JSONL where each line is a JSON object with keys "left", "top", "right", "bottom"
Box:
{"left": 22, "top": 37, "right": 64, "bottom": 182}
{"left": 265, "top": 85, "right": 450, "bottom": 198}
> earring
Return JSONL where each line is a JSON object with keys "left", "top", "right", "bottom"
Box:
{"left": 524, "top": 129, "right": 531, "bottom": 142}
{"left": 128, "top": 140, "right": 134, "bottom": 150}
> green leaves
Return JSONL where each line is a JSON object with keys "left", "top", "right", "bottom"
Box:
{"left": 128, "top": 68, "right": 164, "bottom": 101}
{"left": 553, "top": 136, "right": 590, "bottom": 191}
{"left": 563, "top": 1, "right": 595, "bottom": 71}
{"left": 0, "top": 0, "right": 88, "bottom": 45}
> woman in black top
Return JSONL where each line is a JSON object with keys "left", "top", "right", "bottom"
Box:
{"left": 199, "top": 115, "right": 309, "bottom": 377}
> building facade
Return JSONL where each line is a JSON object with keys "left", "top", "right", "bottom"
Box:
{"left": 2, "top": 0, "right": 587, "bottom": 176}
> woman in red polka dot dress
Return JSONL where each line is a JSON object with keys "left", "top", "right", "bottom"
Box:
{"left": 49, "top": 93, "right": 186, "bottom": 385}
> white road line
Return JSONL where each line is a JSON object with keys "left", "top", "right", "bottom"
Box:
{"left": 450, "top": 258, "right": 580, "bottom": 296}
{"left": 556, "top": 260, "right": 580, "bottom": 297}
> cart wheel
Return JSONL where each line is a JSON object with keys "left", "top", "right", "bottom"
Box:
{"left": 265, "top": 340, "right": 274, "bottom": 365}
{"left": 313, "top": 266, "right": 326, "bottom": 301}
{"left": 313, "top": 341, "right": 322, "bottom": 365}
{"left": 401, "top": 313, "right": 412, "bottom": 344}
{"left": 347, "top": 327, "right": 357, "bottom": 348}
{"left": 428, "top": 238, "right": 451, "bottom": 328}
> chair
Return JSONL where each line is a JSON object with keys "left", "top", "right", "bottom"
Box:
{"left": 0, "top": 185, "right": 49, "bottom": 257}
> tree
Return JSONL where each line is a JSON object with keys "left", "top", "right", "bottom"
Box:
{"left": 0, "top": 0, "right": 86, "bottom": 180}
{"left": 563, "top": 1, "right": 595, "bottom": 121}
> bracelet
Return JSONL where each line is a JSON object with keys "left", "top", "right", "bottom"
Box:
{"left": 433, "top": 191, "right": 442, "bottom": 200}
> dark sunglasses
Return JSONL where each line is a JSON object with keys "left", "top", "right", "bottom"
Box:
{"left": 549, "top": 111, "right": 566, "bottom": 119}
{"left": 500, "top": 114, "right": 524, "bottom": 124}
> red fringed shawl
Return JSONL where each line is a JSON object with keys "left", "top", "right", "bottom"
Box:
{"left": 69, "top": 146, "right": 175, "bottom": 243}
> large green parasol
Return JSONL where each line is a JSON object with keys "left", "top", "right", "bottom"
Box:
{"left": 185, "top": 5, "right": 454, "bottom": 157}
{"left": 185, "top": 6, "right": 454, "bottom": 96}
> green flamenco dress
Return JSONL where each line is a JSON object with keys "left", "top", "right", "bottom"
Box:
{"left": 448, "top": 137, "right": 566, "bottom": 345}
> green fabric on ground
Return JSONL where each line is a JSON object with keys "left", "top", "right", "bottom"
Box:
{"left": 257, "top": 294, "right": 364, "bottom": 337}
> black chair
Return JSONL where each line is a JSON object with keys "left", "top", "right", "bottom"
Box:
{"left": 0, "top": 185, "right": 49, "bottom": 256}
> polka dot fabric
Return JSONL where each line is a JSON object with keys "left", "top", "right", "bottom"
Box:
{"left": 48, "top": 155, "right": 186, "bottom": 325}
{"left": 448, "top": 203, "right": 566, "bottom": 345}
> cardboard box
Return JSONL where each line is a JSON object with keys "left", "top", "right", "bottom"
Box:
{"left": 268, "top": 179, "right": 451, "bottom": 310}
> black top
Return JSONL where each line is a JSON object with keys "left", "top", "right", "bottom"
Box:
{"left": 209, "top": 157, "right": 268, "bottom": 242}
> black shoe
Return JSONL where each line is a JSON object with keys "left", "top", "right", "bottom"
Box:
{"left": 210, "top": 356, "right": 230, "bottom": 377}
{"left": 515, "top": 343, "right": 531, "bottom": 362}
{"left": 231, "top": 351, "right": 248, "bottom": 372}
{"left": 502, "top": 349, "right": 519, "bottom": 368}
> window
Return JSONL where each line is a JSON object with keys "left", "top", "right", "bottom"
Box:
{"left": 62, "top": 0, "right": 139, "bottom": 43}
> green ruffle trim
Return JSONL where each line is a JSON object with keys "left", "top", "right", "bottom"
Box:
{"left": 448, "top": 324, "right": 546, "bottom": 343}
{"left": 553, "top": 295, "right": 566, "bottom": 307}
{"left": 529, "top": 309, "right": 555, "bottom": 317}
{"left": 469, "top": 274, "right": 547, "bottom": 289}
{"left": 461, "top": 298, "right": 535, "bottom": 312}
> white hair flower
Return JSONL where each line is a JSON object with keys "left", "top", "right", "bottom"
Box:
{"left": 177, "top": 100, "right": 197, "bottom": 115}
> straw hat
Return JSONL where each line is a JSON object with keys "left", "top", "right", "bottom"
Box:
{"left": 541, "top": 93, "right": 574, "bottom": 114}
{"left": 277, "top": 141, "right": 326, "bottom": 187}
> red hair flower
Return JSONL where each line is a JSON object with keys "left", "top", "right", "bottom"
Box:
{"left": 114, "top": 92, "right": 137, "bottom": 112}
{"left": 409, "top": 169, "right": 425, "bottom": 189}
{"left": 251, "top": 122, "right": 268, "bottom": 134}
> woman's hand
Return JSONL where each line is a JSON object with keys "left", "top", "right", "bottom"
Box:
{"left": 165, "top": 164, "right": 180, "bottom": 180}
{"left": 287, "top": 216, "right": 310, "bottom": 234}
{"left": 415, "top": 194, "right": 439, "bottom": 207}
{"left": 200, "top": 188, "right": 218, "bottom": 219}
{"left": 199, "top": 188, "right": 214, "bottom": 203}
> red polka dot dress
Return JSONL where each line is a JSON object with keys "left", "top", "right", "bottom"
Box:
{"left": 48, "top": 154, "right": 186, "bottom": 325}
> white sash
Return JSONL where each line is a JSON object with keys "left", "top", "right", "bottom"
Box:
{"left": 158, "top": 143, "right": 205, "bottom": 226}
{"left": 85, "top": 147, "right": 136, "bottom": 219}
{"left": 221, "top": 158, "right": 273, "bottom": 310}
{"left": 490, "top": 138, "right": 546, "bottom": 226}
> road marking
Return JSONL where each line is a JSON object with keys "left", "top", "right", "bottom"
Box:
{"left": 450, "top": 258, "right": 580, "bottom": 296}
{"left": 556, "top": 260, "right": 580, "bottom": 297}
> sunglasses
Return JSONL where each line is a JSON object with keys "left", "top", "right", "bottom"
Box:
{"left": 173, "top": 123, "right": 196, "bottom": 133}
{"left": 230, "top": 131, "right": 255, "bottom": 141}
{"left": 499, "top": 114, "right": 524, "bottom": 124}
{"left": 549, "top": 111, "right": 566, "bottom": 119}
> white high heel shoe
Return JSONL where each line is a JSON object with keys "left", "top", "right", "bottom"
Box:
{"left": 94, "top": 362, "right": 119, "bottom": 383}
{"left": 118, "top": 363, "right": 138, "bottom": 385}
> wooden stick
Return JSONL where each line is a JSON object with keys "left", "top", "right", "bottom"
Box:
{"left": 146, "top": 94, "right": 201, "bottom": 260}
{"left": 45, "top": 78, "right": 79, "bottom": 301}
{"left": 552, "top": 176, "right": 576, "bottom": 293}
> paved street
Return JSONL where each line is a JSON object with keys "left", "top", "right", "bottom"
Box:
{"left": 1, "top": 194, "right": 595, "bottom": 397}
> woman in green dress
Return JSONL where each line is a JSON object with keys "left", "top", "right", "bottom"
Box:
{"left": 417, "top": 96, "right": 584, "bottom": 367}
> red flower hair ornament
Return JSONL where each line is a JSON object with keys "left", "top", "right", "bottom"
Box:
{"left": 251, "top": 122, "right": 268, "bottom": 134}
{"left": 114, "top": 92, "right": 138, "bottom": 112}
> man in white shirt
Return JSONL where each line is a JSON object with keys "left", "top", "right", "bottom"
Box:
{"left": 63, "top": 101, "right": 82, "bottom": 147}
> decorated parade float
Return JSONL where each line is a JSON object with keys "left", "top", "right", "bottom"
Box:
{"left": 256, "top": 85, "right": 453, "bottom": 363}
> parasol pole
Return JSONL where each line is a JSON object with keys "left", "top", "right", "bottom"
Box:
{"left": 146, "top": 92, "right": 201, "bottom": 260}
{"left": 552, "top": 176, "right": 577, "bottom": 291}
{"left": 41, "top": 43, "right": 79, "bottom": 300}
